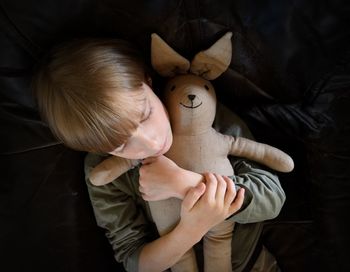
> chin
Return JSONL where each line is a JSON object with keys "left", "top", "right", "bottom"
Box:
{"left": 161, "top": 146, "right": 171, "bottom": 156}
{"left": 165, "top": 132, "right": 173, "bottom": 152}
{"left": 154, "top": 135, "right": 172, "bottom": 157}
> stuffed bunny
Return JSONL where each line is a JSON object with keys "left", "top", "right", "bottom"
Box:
{"left": 89, "top": 32, "right": 294, "bottom": 272}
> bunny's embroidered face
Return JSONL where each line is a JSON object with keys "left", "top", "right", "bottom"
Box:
{"left": 151, "top": 32, "right": 233, "bottom": 135}
{"left": 164, "top": 74, "right": 217, "bottom": 135}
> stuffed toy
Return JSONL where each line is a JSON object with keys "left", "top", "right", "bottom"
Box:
{"left": 89, "top": 32, "right": 294, "bottom": 272}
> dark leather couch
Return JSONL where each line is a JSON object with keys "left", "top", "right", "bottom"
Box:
{"left": 1, "top": 1, "right": 349, "bottom": 271}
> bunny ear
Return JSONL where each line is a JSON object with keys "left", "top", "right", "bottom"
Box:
{"left": 151, "top": 33, "right": 190, "bottom": 77}
{"left": 190, "top": 32, "right": 233, "bottom": 80}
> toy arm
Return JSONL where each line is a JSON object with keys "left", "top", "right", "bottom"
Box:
{"left": 89, "top": 156, "right": 139, "bottom": 186}
{"left": 228, "top": 136, "right": 294, "bottom": 173}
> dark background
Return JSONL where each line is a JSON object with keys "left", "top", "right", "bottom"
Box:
{"left": 1, "top": 0, "right": 350, "bottom": 271}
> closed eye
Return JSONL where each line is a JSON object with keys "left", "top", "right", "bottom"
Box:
{"left": 140, "top": 106, "right": 153, "bottom": 123}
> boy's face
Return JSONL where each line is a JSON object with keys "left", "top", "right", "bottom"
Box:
{"left": 109, "top": 83, "right": 173, "bottom": 159}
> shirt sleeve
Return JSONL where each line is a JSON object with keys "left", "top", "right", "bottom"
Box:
{"left": 214, "top": 103, "right": 286, "bottom": 224}
{"left": 228, "top": 159, "right": 286, "bottom": 223}
{"left": 84, "top": 153, "right": 155, "bottom": 272}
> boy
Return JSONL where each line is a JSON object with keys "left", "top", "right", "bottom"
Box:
{"left": 34, "top": 38, "right": 285, "bottom": 271}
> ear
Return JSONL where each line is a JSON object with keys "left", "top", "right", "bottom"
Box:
{"left": 151, "top": 33, "right": 190, "bottom": 77}
{"left": 190, "top": 32, "right": 232, "bottom": 80}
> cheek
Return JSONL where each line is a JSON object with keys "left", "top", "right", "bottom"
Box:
{"left": 154, "top": 100, "right": 169, "bottom": 122}
{"left": 160, "top": 108, "right": 171, "bottom": 131}
{"left": 150, "top": 94, "right": 171, "bottom": 133}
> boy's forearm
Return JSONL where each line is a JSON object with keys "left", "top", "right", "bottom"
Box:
{"left": 138, "top": 221, "right": 203, "bottom": 272}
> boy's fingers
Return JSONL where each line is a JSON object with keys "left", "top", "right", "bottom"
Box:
{"left": 228, "top": 188, "right": 245, "bottom": 214}
{"left": 203, "top": 172, "right": 217, "bottom": 202}
{"left": 182, "top": 183, "right": 206, "bottom": 211}
{"left": 223, "top": 176, "right": 236, "bottom": 205}
{"left": 215, "top": 174, "right": 227, "bottom": 201}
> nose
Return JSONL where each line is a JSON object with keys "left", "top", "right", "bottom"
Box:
{"left": 188, "top": 94, "right": 196, "bottom": 101}
{"left": 137, "top": 127, "right": 162, "bottom": 150}
{"left": 144, "top": 137, "right": 160, "bottom": 150}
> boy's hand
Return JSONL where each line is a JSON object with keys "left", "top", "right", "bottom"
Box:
{"left": 178, "top": 173, "right": 245, "bottom": 238}
{"left": 139, "top": 155, "right": 202, "bottom": 200}
{"left": 139, "top": 155, "right": 182, "bottom": 200}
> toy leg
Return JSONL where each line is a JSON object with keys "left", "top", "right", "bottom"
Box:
{"left": 148, "top": 198, "right": 198, "bottom": 272}
{"left": 170, "top": 248, "right": 198, "bottom": 272}
{"left": 148, "top": 198, "right": 181, "bottom": 235}
{"left": 203, "top": 220, "right": 235, "bottom": 272}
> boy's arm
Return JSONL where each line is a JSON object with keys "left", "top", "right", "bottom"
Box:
{"left": 215, "top": 102, "right": 286, "bottom": 222}
{"left": 86, "top": 173, "right": 202, "bottom": 272}
{"left": 85, "top": 153, "right": 152, "bottom": 271}
{"left": 85, "top": 153, "right": 244, "bottom": 272}
{"left": 227, "top": 158, "right": 285, "bottom": 223}
{"left": 139, "top": 173, "right": 244, "bottom": 272}
{"left": 139, "top": 155, "right": 204, "bottom": 200}
{"left": 139, "top": 154, "right": 285, "bottom": 223}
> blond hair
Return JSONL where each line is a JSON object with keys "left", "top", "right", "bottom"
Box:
{"left": 33, "top": 38, "right": 148, "bottom": 153}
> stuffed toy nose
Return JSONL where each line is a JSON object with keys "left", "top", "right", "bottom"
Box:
{"left": 188, "top": 94, "right": 196, "bottom": 101}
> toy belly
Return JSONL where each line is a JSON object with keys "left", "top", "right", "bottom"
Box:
{"left": 165, "top": 136, "right": 234, "bottom": 176}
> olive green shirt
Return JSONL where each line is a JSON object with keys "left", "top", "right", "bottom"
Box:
{"left": 84, "top": 103, "right": 286, "bottom": 271}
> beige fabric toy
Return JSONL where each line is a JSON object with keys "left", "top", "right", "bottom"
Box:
{"left": 89, "top": 32, "right": 294, "bottom": 272}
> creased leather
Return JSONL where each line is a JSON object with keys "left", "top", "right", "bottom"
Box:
{"left": 1, "top": 0, "right": 350, "bottom": 271}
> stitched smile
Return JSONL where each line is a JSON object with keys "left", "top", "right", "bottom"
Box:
{"left": 180, "top": 102, "right": 203, "bottom": 109}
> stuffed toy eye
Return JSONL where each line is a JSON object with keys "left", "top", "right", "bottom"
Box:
{"left": 170, "top": 85, "right": 176, "bottom": 91}
{"left": 204, "top": 85, "right": 210, "bottom": 90}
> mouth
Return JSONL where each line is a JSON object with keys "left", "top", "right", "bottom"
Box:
{"left": 180, "top": 102, "right": 202, "bottom": 109}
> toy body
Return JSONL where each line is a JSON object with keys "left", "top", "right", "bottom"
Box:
{"left": 89, "top": 32, "right": 294, "bottom": 272}
{"left": 148, "top": 75, "right": 236, "bottom": 272}
{"left": 148, "top": 72, "right": 293, "bottom": 272}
